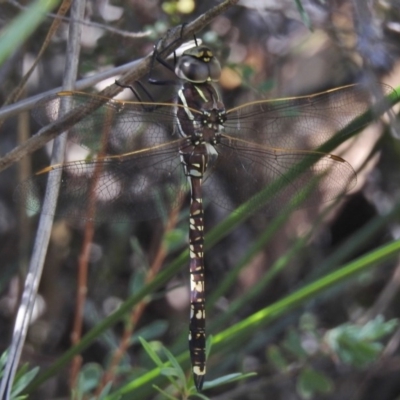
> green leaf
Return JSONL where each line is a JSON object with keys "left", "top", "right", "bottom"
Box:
{"left": 205, "top": 335, "right": 213, "bottom": 359}
{"left": 297, "top": 367, "right": 333, "bottom": 399}
{"left": 299, "top": 313, "right": 318, "bottom": 332}
{"left": 152, "top": 384, "right": 178, "bottom": 400}
{"left": 162, "top": 347, "right": 186, "bottom": 385}
{"left": 160, "top": 367, "right": 180, "bottom": 378}
{"left": 0, "top": 350, "right": 8, "bottom": 375}
{"left": 77, "top": 363, "right": 102, "bottom": 393}
{"left": 325, "top": 316, "right": 398, "bottom": 368}
{"left": 128, "top": 268, "right": 147, "bottom": 296}
{"left": 96, "top": 382, "right": 114, "bottom": 400}
{"left": 128, "top": 237, "right": 148, "bottom": 295}
{"left": 11, "top": 366, "right": 40, "bottom": 397}
{"left": 338, "top": 336, "right": 381, "bottom": 367}
{"left": 189, "top": 391, "right": 211, "bottom": 400}
{"left": 131, "top": 320, "right": 169, "bottom": 345}
{"left": 12, "top": 363, "right": 29, "bottom": 384}
{"left": 282, "top": 329, "right": 308, "bottom": 360}
{"left": 357, "top": 316, "right": 398, "bottom": 341}
{"left": 139, "top": 337, "right": 164, "bottom": 368}
{"left": 294, "top": 0, "right": 312, "bottom": 30}
{"left": 202, "top": 372, "right": 257, "bottom": 390}
{"left": 267, "top": 345, "right": 289, "bottom": 371}
{"left": 164, "top": 228, "right": 186, "bottom": 252}
{"left": 258, "top": 79, "right": 274, "bottom": 95}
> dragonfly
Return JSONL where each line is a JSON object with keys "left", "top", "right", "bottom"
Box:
{"left": 14, "top": 43, "right": 386, "bottom": 390}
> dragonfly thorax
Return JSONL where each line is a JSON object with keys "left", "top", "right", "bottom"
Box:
{"left": 176, "top": 78, "right": 226, "bottom": 146}
{"left": 199, "top": 109, "right": 225, "bottom": 143}
{"left": 201, "top": 108, "right": 226, "bottom": 126}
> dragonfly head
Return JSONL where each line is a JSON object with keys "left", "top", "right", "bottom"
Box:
{"left": 175, "top": 45, "right": 221, "bottom": 84}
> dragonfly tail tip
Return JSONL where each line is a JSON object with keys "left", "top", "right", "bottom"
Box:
{"left": 194, "top": 373, "right": 205, "bottom": 392}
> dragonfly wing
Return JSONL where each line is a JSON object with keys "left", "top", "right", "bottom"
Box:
{"left": 14, "top": 140, "right": 188, "bottom": 223}
{"left": 204, "top": 136, "right": 356, "bottom": 215}
{"left": 224, "top": 84, "right": 390, "bottom": 150}
{"left": 33, "top": 92, "right": 180, "bottom": 153}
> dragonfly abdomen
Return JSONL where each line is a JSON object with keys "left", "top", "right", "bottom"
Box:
{"left": 179, "top": 141, "right": 218, "bottom": 390}
{"left": 188, "top": 177, "right": 206, "bottom": 390}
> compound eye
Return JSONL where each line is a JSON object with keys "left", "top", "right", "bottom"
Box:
{"left": 207, "top": 58, "right": 221, "bottom": 82}
{"left": 175, "top": 56, "right": 207, "bottom": 83}
{"left": 175, "top": 56, "right": 221, "bottom": 83}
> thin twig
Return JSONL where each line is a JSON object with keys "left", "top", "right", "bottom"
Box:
{"left": 69, "top": 108, "right": 116, "bottom": 394}
{"left": 96, "top": 204, "right": 182, "bottom": 394}
{"left": 0, "top": 1, "right": 85, "bottom": 399}
{"left": 1, "top": 0, "right": 73, "bottom": 109}
{"left": 8, "top": 0, "right": 151, "bottom": 39}
{"left": 0, "top": 59, "right": 141, "bottom": 121}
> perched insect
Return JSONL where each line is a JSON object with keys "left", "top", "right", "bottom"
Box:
{"left": 15, "top": 41, "right": 389, "bottom": 390}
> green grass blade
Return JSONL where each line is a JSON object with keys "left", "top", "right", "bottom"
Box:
{"left": 0, "top": 0, "right": 60, "bottom": 65}
{"left": 212, "top": 239, "right": 400, "bottom": 353}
